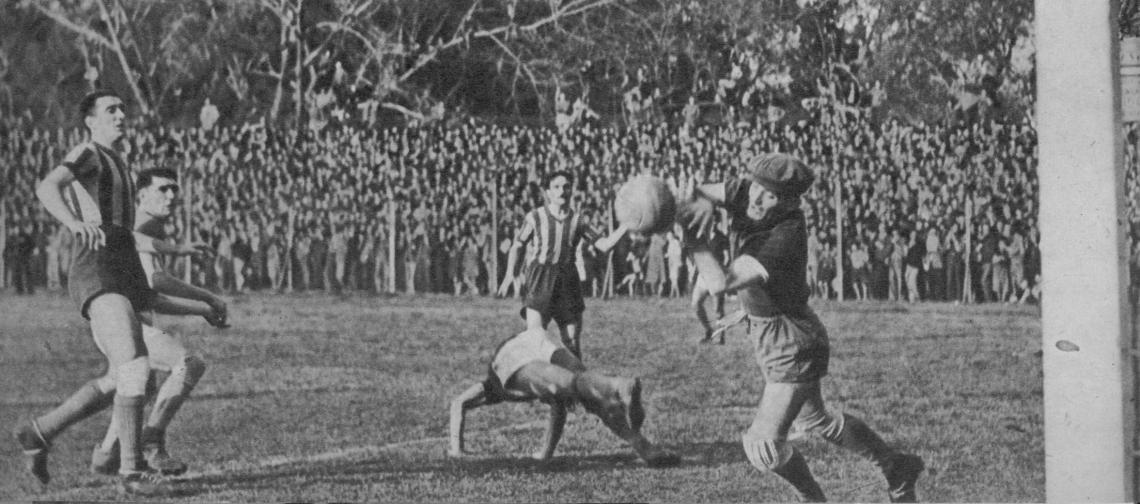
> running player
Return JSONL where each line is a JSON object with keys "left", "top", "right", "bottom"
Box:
{"left": 89, "top": 167, "right": 227, "bottom": 477}
{"left": 14, "top": 90, "right": 171, "bottom": 495}
{"left": 680, "top": 153, "right": 924, "bottom": 502}
{"left": 448, "top": 327, "right": 680, "bottom": 467}
{"left": 496, "top": 171, "right": 627, "bottom": 358}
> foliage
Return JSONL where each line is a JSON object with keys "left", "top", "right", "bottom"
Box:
{"left": 0, "top": 0, "right": 1035, "bottom": 128}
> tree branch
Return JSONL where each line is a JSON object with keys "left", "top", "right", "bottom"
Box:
{"left": 30, "top": 4, "right": 115, "bottom": 52}
{"left": 397, "top": 0, "right": 615, "bottom": 84}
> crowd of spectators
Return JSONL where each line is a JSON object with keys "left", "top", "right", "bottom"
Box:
{"left": 2, "top": 108, "right": 1137, "bottom": 305}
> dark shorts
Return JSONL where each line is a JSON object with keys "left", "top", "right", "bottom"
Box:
{"left": 521, "top": 262, "right": 584, "bottom": 325}
{"left": 68, "top": 224, "right": 156, "bottom": 319}
{"left": 748, "top": 309, "right": 830, "bottom": 383}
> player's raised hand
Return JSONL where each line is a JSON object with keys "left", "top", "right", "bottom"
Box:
{"left": 69, "top": 221, "right": 105, "bottom": 250}
{"left": 677, "top": 198, "right": 715, "bottom": 241}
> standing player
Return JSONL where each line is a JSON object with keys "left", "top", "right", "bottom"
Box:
{"left": 448, "top": 327, "right": 679, "bottom": 467}
{"left": 14, "top": 90, "right": 171, "bottom": 495}
{"left": 89, "top": 167, "right": 228, "bottom": 477}
{"left": 680, "top": 153, "right": 924, "bottom": 502}
{"left": 495, "top": 171, "right": 627, "bottom": 358}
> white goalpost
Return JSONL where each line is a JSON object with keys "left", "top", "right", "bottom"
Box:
{"left": 1036, "top": 0, "right": 1136, "bottom": 501}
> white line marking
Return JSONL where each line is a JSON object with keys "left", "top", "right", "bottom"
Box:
{"left": 32, "top": 419, "right": 551, "bottom": 500}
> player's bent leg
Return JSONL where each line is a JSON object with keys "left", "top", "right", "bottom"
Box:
{"left": 745, "top": 381, "right": 825, "bottom": 502}
{"left": 88, "top": 294, "right": 172, "bottom": 496}
{"left": 794, "top": 383, "right": 924, "bottom": 503}
{"left": 508, "top": 362, "right": 577, "bottom": 460}
{"left": 15, "top": 375, "right": 117, "bottom": 484}
{"left": 140, "top": 325, "right": 203, "bottom": 475}
{"left": 571, "top": 372, "right": 679, "bottom": 467}
{"left": 558, "top": 315, "right": 583, "bottom": 360}
{"left": 741, "top": 433, "right": 825, "bottom": 502}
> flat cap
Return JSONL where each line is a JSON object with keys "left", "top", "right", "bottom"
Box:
{"left": 746, "top": 153, "right": 815, "bottom": 197}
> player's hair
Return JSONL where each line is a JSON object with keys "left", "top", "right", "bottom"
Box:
{"left": 137, "top": 168, "right": 179, "bottom": 189}
{"left": 78, "top": 90, "right": 122, "bottom": 120}
{"left": 543, "top": 170, "right": 573, "bottom": 189}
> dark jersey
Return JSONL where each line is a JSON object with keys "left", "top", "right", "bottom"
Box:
{"left": 61, "top": 142, "right": 136, "bottom": 229}
{"left": 724, "top": 178, "right": 810, "bottom": 317}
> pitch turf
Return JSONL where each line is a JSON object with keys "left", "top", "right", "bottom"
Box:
{"left": 0, "top": 292, "right": 1043, "bottom": 502}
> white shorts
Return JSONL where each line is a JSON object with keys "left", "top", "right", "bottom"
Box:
{"left": 92, "top": 320, "right": 187, "bottom": 372}
{"left": 491, "top": 328, "right": 565, "bottom": 386}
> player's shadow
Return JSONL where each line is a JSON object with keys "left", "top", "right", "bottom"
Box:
{"left": 170, "top": 440, "right": 752, "bottom": 496}
{"left": 174, "top": 445, "right": 706, "bottom": 494}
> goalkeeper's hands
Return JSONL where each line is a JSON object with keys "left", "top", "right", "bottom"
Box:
{"left": 205, "top": 298, "right": 230, "bottom": 329}
{"left": 674, "top": 178, "right": 716, "bottom": 241}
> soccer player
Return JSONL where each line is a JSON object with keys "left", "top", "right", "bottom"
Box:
{"left": 495, "top": 171, "right": 627, "bottom": 358}
{"left": 89, "top": 167, "right": 227, "bottom": 477}
{"left": 14, "top": 90, "right": 171, "bottom": 495}
{"left": 680, "top": 153, "right": 925, "bottom": 503}
{"left": 448, "top": 327, "right": 680, "bottom": 467}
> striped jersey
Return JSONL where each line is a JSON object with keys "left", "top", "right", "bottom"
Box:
{"left": 60, "top": 142, "right": 136, "bottom": 229}
{"left": 515, "top": 206, "right": 596, "bottom": 265}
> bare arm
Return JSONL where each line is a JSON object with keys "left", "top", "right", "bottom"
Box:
{"left": 449, "top": 382, "right": 489, "bottom": 457}
{"left": 591, "top": 224, "right": 629, "bottom": 255}
{"left": 496, "top": 242, "right": 522, "bottom": 297}
{"left": 134, "top": 233, "right": 214, "bottom": 257}
{"left": 36, "top": 165, "right": 104, "bottom": 249}
{"left": 152, "top": 271, "right": 226, "bottom": 313}
{"left": 150, "top": 293, "right": 212, "bottom": 318}
{"left": 689, "top": 246, "right": 769, "bottom": 296}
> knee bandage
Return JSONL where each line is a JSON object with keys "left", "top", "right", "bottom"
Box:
{"left": 742, "top": 431, "right": 793, "bottom": 472}
{"left": 116, "top": 357, "right": 150, "bottom": 397}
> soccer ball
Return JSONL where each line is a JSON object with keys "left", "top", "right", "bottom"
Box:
{"left": 614, "top": 176, "right": 676, "bottom": 235}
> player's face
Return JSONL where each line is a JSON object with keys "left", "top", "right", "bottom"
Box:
{"left": 139, "top": 176, "right": 180, "bottom": 218}
{"left": 86, "top": 96, "right": 126, "bottom": 143}
{"left": 545, "top": 175, "right": 571, "bottom": 208}
{"left": 746, "top": 184, "right": 780, "bottom": 220}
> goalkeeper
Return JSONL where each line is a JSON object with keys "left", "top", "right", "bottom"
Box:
{"left": 680, "top": 153, "right": 924, "bottom": 503}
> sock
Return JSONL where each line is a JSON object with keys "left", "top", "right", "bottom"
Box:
{"left": 99, "top": 414, "right": 119, "bottom": 451}
{"left": 114, "top": 394, "right": 145, "bottom": 474}
{"left": 827, "top": 414, "right": 895, "bottom": 468}
{"left": 772, "top": 449, "right": 827, "bottom": 502}
{"left": 115, "top": 357, "right": 150, "bottom": 474}
{"left": 35, "top": 380, "right": 114, "bottom": 441}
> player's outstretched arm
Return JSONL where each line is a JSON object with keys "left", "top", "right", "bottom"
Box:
{"left": 36, "top": 165, "right": 104, "bottom": 250}
{"left": 151, "top": 271, "right": 229, "bottom": 327}
{"left": 449, "top": 383, "right": 489, "bottom": 457}
{"left": 151, "top": 293, "right": 213, "bottom": 318}
{"left": 532, "top": 402, "right": 568, "bottom": 461}
{"left": 135, "top": 234, "right": 214, "bottom": 258}
{"left": 689, "top": 247, "right": 769, "bottom": 296}
{"left": 591, "top": 224, "right": 629, "bottom": 255}
{"left": 152, "top": 271, "right": 225, "bottom": 309}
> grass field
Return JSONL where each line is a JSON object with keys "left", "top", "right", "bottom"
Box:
{"left": 0, "top": 292, "right": 1043, "bottom": 502}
